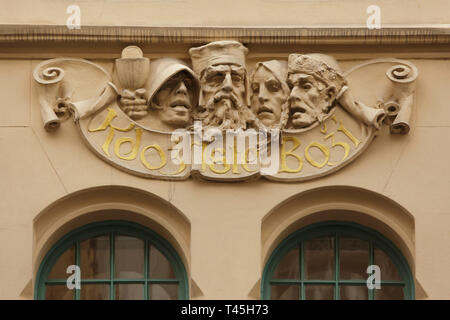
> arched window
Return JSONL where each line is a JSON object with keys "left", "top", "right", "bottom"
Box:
{"left": 35, "top": 220, "right": 188, "bottom": 300}
{"left": 261, "top": 221, "right": 414, "bottom": 300}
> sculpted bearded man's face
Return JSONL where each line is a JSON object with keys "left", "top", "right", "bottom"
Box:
{"left": 199, "top": 64, "right": 247, "bottom": 125}
{"left": 251, "top": 65, "right": 286, "bottom": 127}
{"left": 287, "top": 72, "right": 336, "bottom": 129}
{"left": 152, "top": 70, "right": 196, "bottom": 128}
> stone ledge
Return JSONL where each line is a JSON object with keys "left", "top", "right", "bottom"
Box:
{"left": 0, "top": 25, "right": 449, "bottom": 45}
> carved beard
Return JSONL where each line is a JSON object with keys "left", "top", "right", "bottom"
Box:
{"left": 195, "top": 91, "right": 249, "bottom": 130}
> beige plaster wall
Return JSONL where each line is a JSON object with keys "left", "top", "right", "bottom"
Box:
{"left": 0, "top": 52, "right": 449, "bottom": 299}
{"left": 0, "top": 0, "right": 449, "bottom": 301}
{"left": 0, "top": 0, "right": 449, "bottom": 27}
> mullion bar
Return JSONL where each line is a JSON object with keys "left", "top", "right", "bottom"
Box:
{"left": 298, "top": 243, "right": 302, "bottom": 300}
{"left": 147, "top": 279, "right": 180, "bottom": 284}
{"left": 110, "top": 232, "right": 115, "bottom": 300}
{"left": 270, "top": 279, "right": 302, "bottom": 285}
{"left": 338, "top": 280, "right": 376, "bottom": 285}
{"left": 264, "top": 279, "right": 404, "bottom": 286}
{"left": 368, "top": 241, "right": 374, "bottom": 300}
{"left": 334, "top": 233, "right": 339, "bottom": 300}
{"left": 377, "top": 281, "right": 405, "bottom": 286}
{"left": 148, "top": 241, "right": 151, "bottom": 300}
{"left": 303, "top": 280, "right": 337, "bottom": 284}
{"left": 300, "top": 241, "right": 305, "bottom": 300}
{"left": 144, "top": 240, "right": 149, "bottom": 300}
{"left": 270, "top": 280, "right": 337, "bottom": 285}
{"left": 75, "top": 240, "right": 80, "bottom": 300}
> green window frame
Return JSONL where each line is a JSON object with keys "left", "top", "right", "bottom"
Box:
{"left": 35, "top": 220, "right": 189, "bottom": 300}
{"left": 261, "top": 221, "right": 414, "bottom": 300}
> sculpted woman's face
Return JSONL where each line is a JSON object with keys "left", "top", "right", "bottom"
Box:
{"left": 251, "top": 66, "right": 286, "bottom": 127}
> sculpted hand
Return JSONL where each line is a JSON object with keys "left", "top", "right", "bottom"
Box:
{"left": 119, "top": 88, "right": 148, "bottom": 119}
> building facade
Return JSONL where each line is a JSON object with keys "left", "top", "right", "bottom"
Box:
{"left": 0, "top": 0, "right": 449, "bottom": 300}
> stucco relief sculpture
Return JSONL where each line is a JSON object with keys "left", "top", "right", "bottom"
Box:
{"left": 189, "top": 41, "right": 256, "bottom": 131}
{"left": 135, "top": 57, "right": 200, "bottom": 132}
{"left": 250, "top": 60, "right": 289, "bottom": 129}
{"left": 33, "top": 41, "right": 419, "bottom": 182}
{"left": 115, "top": 46, "right": 150, "bottom": 121}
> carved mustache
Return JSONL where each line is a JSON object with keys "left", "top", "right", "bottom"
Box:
{"left": 211, "top": 92, "right": 240, "bottom": 109}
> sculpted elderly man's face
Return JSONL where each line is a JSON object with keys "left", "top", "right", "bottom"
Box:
{"left": 287, "top": 73, "right": 335, "bottom": 129}
{"left": 153, "top": 71, "right": 196, "bottom": 128}
{"left": 251, "top": 66, "right": 286, "bottom": 127}
{"left": 201, "top": 64, "right": 246, "bottom": 114}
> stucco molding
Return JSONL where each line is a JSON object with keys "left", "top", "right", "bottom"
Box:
{"left": 260, "top": 186, "right": 415, "bottom": 270}
{"left": 32, "top": 41, "right": 419, "bottom": 182}
{"left": 32, "top": 185, "right": 192, "bottom": 289}
{"left": 1, "top": 24, "right": 449, "bottom": 45}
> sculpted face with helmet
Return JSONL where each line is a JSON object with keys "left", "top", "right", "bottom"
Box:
{"left": 284, "top": 53, "right": 346, "bottom": 130}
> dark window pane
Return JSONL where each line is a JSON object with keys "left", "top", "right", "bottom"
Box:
{"left": 374, "top": 247, "right": 401, "bottom": 281}
{"left": 80, "top": 236, "right": 110, "bottom": 279}
{"left": 116, "top": 284, "right": 143, "bottom": 300}
{"left": 149, "top": 245, "right": 175, "bottom": 279}
{"left": 270, "top": 285, "right": 299, "bottom": 300}
{"left": 339, "top": 238, "right": 369, "bottom": 280}
{"left": 340, "top": 285, "right": 368, "bottom": 300}
{"left": 80, "top": 284, "right": 110, "bottom": 300}
{"left": 375, "top": 286, "right": 404, "bottom": 300}
{"left": 115, "top": 235, "right": 144, "bottom": 279}
{"left": 150, "top": 284, "right": 178, "bottom": 300}
{"left": 49, "top": 246, "right": 75, "bottom": 279}
{"left": 45, "top": 285, "right": 74, "bottom": 300}
{"left": 305, "top": 285, "right": 334, "bottom": 300}
{"left": 273, "top": 247, "right": 300, "bottom": 280}
{"left": 304, "top": 237, "right": 334, "bottom": 280}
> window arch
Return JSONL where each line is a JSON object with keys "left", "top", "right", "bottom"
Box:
{"left": 35, "top": 220, "right": 189, "bottom": 300}
{"left": 261, "top": 221, "right": 414, "bottom": 300}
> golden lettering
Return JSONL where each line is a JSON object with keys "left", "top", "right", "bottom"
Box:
{"left": 89, "top": 108, "right": 134, "bottom": 132}
{"left": 280, "top": 136, "right": 303, "bottom": 173}
{"left": 242, "top": 148, "right": 258, "bottom": 173}
{"left": 305, "top": 142, "right": 330, "bottom": 168}
{"left": 208, "top": 148, "right": 231, "bottom": 174}
{"left": 101, "top": 127, "right": 115, "bottom": 157}
{"left": 331, "top": 115, "right": 338, "bottom": 124}
{"left": 320, "top": 122, "right": 327, "bottom": 135}
{"left": 338, "top": 120, "right": 361, "bottom": 147}
{"left": 114, "top": 128, "right": 142, "bottom": 161}
{"left": 192, "top": 141, "right": 209, "bottom": 172}
{"left": 164, "top": 152, "right": 186, "bottom": 175}
{"left": 89, "top": 108, "right": 135, "bottom": 157}
{"left": 140, "top": 144, "right": 167, "bottom": 170}
{"left": 164, "top": 141, "right": 186, "bottom": 175}
{"left": 324, "top": 132, "right": 350, "bottom": 166}
{"left": 232, "top": 140, "right": 239, "bottom": 174}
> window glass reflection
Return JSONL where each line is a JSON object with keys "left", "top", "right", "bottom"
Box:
{"left": 149, "top": 284, "right": 178, "bottom": 300}
{"left": 305, "top": 285, "right": 334, "bottom": 300}
{"left": 304, "top": 237, "right": 334, "bottom": 280}
{"left": 270, "top": 285, "right": 299, "bottom": 300}
{"left": 80, "top": 236, "right": 110, "bottom": 279}
{"left": 115, "top": 235, "right": 144, "bottom": 279}
{"left": 273, "top": 247, "right": 300, "bottom": 280}
{"left": 149, "top": 245, "right": 175, "bottom": 279}
{"left": 49, "top": 246, "right": 75, "bottom": 279}
{"left": 340, "top": 238, "right": 369, "bottom": 280}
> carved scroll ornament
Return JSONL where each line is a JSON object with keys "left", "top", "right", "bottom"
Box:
{"left": 33, "top": 41, "right": 418, "bottom": 182}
